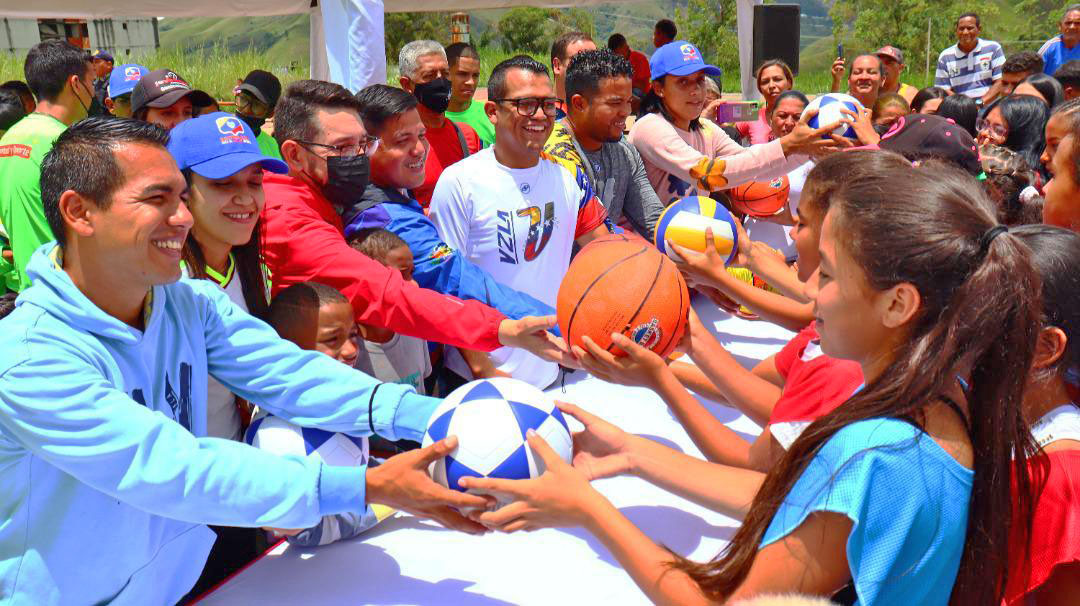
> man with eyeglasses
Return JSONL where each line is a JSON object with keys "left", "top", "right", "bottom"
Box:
{"left": 429, "top": 56, "right": 610, "bottom": 389}
{"left": 261, "top": 79, "right": 571, "bottom": 375}
{"left": 104, "top": 63, "right": 148, "bottom": 118}
{"left": 346, "top": 84, "right": 557, "bottom": 387}
{"left": 397, "top": 40, "right": 481, "bottom": 209}
{"left": 544, "top": 49, "right": 664, "bottom": 238}
{"left": 235, "top": 69, "right": 283, "bottom": 160}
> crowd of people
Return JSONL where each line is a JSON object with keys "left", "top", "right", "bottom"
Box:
{"left": 0, "top": 11, "right": 1077, "bottom": 606}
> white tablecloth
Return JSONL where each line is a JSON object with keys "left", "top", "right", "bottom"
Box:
{"left": 198, "top": 298, "right": 795, "bottom": 606}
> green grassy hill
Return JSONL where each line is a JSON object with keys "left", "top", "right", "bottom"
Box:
{"left": 158, "top": 15, "right": 309, "bottom": 71}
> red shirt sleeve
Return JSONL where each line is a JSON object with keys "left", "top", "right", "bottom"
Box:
{"left": 456, "top": 121, "right": 482, "bottom": 154}
{"left": 262, "top": 181, "right": 506, "bottom": 351}
{"left": 774, "top": 323, "right": 815, "bottom": 379}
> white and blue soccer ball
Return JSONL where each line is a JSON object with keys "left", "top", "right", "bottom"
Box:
{"left": 422, "top": 377, "right": 573, "bottom": 495}
{"left": 245, "top": 415, "right": 370, "bottom": 468}
{"left": 803, "top": 93, "right": 863, "bottom": 139}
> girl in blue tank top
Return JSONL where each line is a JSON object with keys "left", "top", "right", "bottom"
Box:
{"left": 460, "top": 157, "right": 1041, "bottom": 606}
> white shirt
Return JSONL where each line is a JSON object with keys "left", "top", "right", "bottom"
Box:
{"left": 182, "top": 259, "right": 246, "bottom": 441}
{"left": 430, "top": 147, "right": 607, "bottom": 388}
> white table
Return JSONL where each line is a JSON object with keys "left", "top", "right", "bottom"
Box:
{"left": 198, "top": 298, "right": 795, "bottom": 606}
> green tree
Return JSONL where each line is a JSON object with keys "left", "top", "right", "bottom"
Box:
{"left": 676, "top": 0, "right": 739, "bottom": 74}
{"left": 497, "top": 7, "right": 551, "bottom": 54}
{"left": 1013, "top": 1, "right": 1074, "bottom": 43}
{"left": 829, "top": 0, "right": 999, "bottom": 70}
{"left": 384, "top": 12, "right": 447, "bottom": 62}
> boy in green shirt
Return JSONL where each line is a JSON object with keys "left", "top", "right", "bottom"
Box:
{"left": 0, "top": 40, "right": 93, "bottom": 291}
{"left": 444, "top": 42, "right": 494, "bottom": 146}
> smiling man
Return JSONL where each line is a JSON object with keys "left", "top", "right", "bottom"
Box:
{"left": 1039, "top": 4, "right": 1080, "bottom": 77}
{"left": 935, "top": 12, "right": 1005, "bottom": 103}
{"left": 0, "top": 117, "right": 493, "bottom": 604}
{"left": 430, "top": 56, "right": 610, "bottom": 389}
{"left": 544, "top": 49, "right": 663, "bottom": 237}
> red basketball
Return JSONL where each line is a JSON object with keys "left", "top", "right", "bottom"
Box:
{"left": 728, "top": 175, "right": 790, "bottom": 218}
{"left": 557, "top": 234, "right": 690, "bottom": 358}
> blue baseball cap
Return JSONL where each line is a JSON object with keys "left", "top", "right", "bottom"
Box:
{"left": 107, "top": 64, "right": 148, "bottom": 99}
{"left": 167, "top": 112, "right": 288, "bottom": 179}
{"left": 650, "top": 41, "right": 722, "bottom": 79}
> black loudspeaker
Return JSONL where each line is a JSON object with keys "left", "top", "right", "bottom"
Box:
{"left": 753, "top": 4, "right": 801, "bottom": 76}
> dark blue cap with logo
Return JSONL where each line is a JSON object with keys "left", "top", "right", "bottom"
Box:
{"left": 649, "top": 40, "right": 722, "bottom": 79}
{"left": 167, "top": 111, "right": 288, "bottom": 179}
{"left": 107, "top": 64, "right": 148, "bottom": 99}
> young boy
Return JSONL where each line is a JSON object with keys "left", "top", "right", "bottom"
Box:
{"left": 256, "top": 281, "right": 395, "bottom": 547}
{"left": 346, "top": 229, "right": 433, "bottom": 393}
{"left": 348, "top": 228, "right": 506, "bottom": 394}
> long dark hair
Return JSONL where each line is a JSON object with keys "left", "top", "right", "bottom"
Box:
{"left": 911, "top": 86, "right": 949, "bottom": 113}
{"left": 937, "top": 93, "right": 979, "bottom": 137}
{"left": 1014, "top": 225, "right": 1080, "bottom": 378}
{"left": 1020, "top": 73, "right": 1065, "bottom": 109}
{"left": 179, "top": 169, "right": 270, "bottom": 319}
{"left": 672, "top": 159, "right": 1041, "bottom": 605}
{"left": 992, "top": 95, "right": 1050, "bottom": 178}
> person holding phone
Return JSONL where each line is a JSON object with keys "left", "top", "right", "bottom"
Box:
{"left": 736, "top": 60, "right": 794, "bottom": 144}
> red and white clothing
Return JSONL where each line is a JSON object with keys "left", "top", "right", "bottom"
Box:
{"left": 413, "top": 118, "right": 481, "bottom": 209}
{"left": 1005, "top": 404, "right": 1080, "bottom": 605}
{"left": 430, "top": 147, "right": 607, "bottom": 387}
{"left": 734, "top": 106, "right": 774, "bottom": 146}
{"left": 260, "top": 172, "right": 505, "bottom": 351}
{"left": 768, "top": 323, "right": 865, "bottom": 449}
{"left": 627, "top": 113, "right": 806, "bottom": 207}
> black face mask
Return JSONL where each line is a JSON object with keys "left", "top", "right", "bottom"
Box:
{"left": 237, "top": 113, "right": 266, "bottom": 136}
{"left": 319, "top": 154, "right": 371, "bottom": 208}
{"left": 413, "top": 78, "right": 452, "bottom": 114}
{"left": 75, "top": 79, "right": 107, "bottom": 118}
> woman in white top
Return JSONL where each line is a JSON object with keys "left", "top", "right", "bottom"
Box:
{"left": 169, "top": 112, "right": 287, "bottom": 440}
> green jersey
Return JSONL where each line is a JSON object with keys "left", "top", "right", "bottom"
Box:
{"left": 445, "top": 100, "right": 494, "bottom": 147}
{"left": 256, "top": 130, "right": 283, "bottom": 160}
{"left": 0, "top": 113, "right": 67, "bottom": 291}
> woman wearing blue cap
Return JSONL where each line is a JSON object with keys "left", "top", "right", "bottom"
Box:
{"left": 628, "top": 40, "right": 844, "bottom": 208}
{"left": 168, "top": 111, "right": 289, "bottom": 442}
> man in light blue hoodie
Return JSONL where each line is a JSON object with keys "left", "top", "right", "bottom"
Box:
{"left": 0, "top": 117, "right": 491, "bottom": 605}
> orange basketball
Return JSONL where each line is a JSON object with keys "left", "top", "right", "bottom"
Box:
{"left": 557, "top": 234, "right": 690, "bottom": 359}
{"left": 728, "top": 175, "right": 790, "bottom": 218}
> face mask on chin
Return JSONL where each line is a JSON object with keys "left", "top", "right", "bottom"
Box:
{"left": 413, "top": 77, "right": 452, "bottom": 114}
{"left": 75, "top": 79, "right": 106, "bottom": 118}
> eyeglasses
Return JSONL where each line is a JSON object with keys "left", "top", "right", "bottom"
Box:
{"left": 490, "top": 96, "right": 561, "bottom": 117}
{"left": 976, "top": 119, "right": 1008, "bottom": 139}
{"left": 297, "top": 136, "right": 380, "bottom": 158}
{"left": 234, "top": 92, "right": 271, "bottom": 118}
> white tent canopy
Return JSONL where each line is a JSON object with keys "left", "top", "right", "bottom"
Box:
{"left": 2, "top": 0, "right": 761, "bottom": 97}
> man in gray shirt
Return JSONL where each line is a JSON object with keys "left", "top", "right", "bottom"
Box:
{"left": 544, "top": 49, "right": 664, "bottom": 238}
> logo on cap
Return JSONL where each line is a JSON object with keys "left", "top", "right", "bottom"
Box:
{"left": 680, "top": 44, "right": 699, "bottom": 62}
{"left": 155, "top": 72, "right": 189, "bottom": 92}
{"left": 124, "top": 66, "right": 141, "bottom": 81}
{"left": 216, "top": 116, "right": 251, "bottom": 144}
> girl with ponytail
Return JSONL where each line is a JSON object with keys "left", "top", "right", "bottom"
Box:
{"left": 460, "top": 157, "right": 1041, "bottom": 606}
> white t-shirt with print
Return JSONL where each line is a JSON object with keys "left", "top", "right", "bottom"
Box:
{"left": 429, "top": 146, "right": 607, "bottom": 388}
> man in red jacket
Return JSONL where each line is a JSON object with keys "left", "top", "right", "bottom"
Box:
{"left": 262, "top": 79, "right": 567, "bottom": 361}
